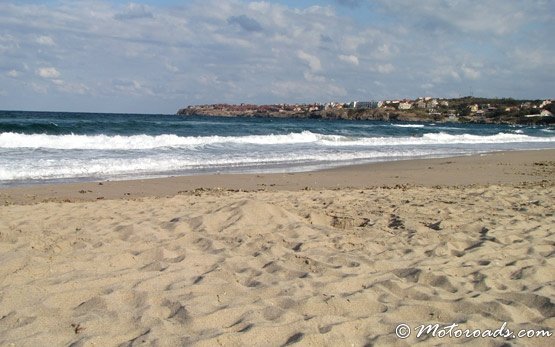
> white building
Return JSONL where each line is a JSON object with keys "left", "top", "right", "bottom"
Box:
{"left": 416, "top": 100, "right": 427, "bottom": 109}
{"left": 427, "top": 99, "right": 439, "bottom": 109}
{"left": 352, "top": 101, "right": 378, "bottom": 109}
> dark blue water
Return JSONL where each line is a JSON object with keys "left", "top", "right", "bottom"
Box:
{"left": 2, "top": 110, "right": 553, "bottom": 137}
{"left": 1, "top": 111, "right": 554, "bottom": 185}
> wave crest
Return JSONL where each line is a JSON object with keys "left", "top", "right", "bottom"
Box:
{"left": 0, "top": 131, "right": 553, "bottom": 150}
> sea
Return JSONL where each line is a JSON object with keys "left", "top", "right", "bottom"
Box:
{"left": 1, "top": 110, "right": 554, "bottom": 186}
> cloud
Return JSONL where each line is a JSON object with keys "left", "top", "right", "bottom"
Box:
{"left": 36, "top": 67, "right": 60, "bottom": 79}
{"left": 303, "top": 71, "right": 326, "bottom": 83}
{"left": 297, "top": 50, "right": 321, "bottom": 71}
{"left": 339, "top": 54, "right": 359, "bottom": 65}
{"left": 165, "top": 63, "right": 179, "bottom": 73}
{"left": 51, "top": 79, "right": 88, "bottom": 94}
{"left": 36, "top": 35, "right": 55, "bottom": 46}
{"left": 461, "top": 65, "right": 480, "bottom": 80}
{"left": 114, "top": 3, "right": 153, "bottom": 20}
{"left": 6, "top": 69, "right": 18, "bottom": 78}
{"left": 0, "top": 33, "right": 19, "bottom": 53}
{"left": 512, "top": 48, "right": 552, "bottom": 69}
{"left": 30, "top": 82, "right": 48, "bottom": 94}
{"left": 112, "top": 79, "right": 153, "bottom": 96}
{"left": 375, "top": 63, "right": 394, "bottom": 74}
{"left": 227, "top": 14, "right": 263, "bottom": 32}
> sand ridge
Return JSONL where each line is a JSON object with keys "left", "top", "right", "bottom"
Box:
{"left": 1, "top": 181, "right": 554, "bottom": 346}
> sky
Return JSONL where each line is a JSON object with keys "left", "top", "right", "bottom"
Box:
{"left": 0, "top": 0, "right": 554, "bottom": 114}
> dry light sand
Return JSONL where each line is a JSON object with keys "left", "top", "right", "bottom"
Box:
{"left": 0, "top": 150, "right": 554, "bottom": 346}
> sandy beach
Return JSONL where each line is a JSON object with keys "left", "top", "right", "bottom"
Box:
{"left": 1, "top": 150, "right": 554, "bottom": 346}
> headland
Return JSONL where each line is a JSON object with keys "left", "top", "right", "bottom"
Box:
{"left": 178, "top": 97, "right": 555, "bottom": 124}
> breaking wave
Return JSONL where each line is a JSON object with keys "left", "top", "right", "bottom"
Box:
{"left": 1, "top": 131, "right": 554, "bottom": 150}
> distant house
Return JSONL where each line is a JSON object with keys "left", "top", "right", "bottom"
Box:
{"left": 541, "top": 109, "right": 554, "bottom": 117}
{"left": 521, "top": 102, "right": 532, "bottom": 109}
{"left": 469, "top": 104, "right": 479, "bottom": 112}
{"left": 540, "top": 99, "right": 552, "bottom": 108}
{"left": 325, "top": 102, "right": 345, "bottom": 110}
{"left": 352, "top": 101, "right": 378, "bottom": 109}
{"left": 427, "top": 99, "right": 439, "bottom": 109}
{"left": 398, "top": 101, "right": 413, "bottom": 110}
{"left": 390, "top": 101, "right": 400, "bottom": 109}
{"left": 416, "top": 100, "right": 427, "bottom": 109}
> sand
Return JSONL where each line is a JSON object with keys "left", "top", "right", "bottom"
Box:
{"left": 0, "top": 150, "right": 554, "bottom": 346}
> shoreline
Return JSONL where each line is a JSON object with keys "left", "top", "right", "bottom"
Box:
{"left": 1, "top": 149, "right": 553, "bottom": 205}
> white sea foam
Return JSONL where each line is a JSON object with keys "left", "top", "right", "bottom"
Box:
{"left": 0, "top": 150, "right": 435, "bottom": 181}
{"left": 0, "top": 131, "right": 328, "bottom": 149}
{"left": 320, "top": 132, "right": 555, "bottom": 146}
{"left": 1, "top": 131, "right": 554, "bottom": 150}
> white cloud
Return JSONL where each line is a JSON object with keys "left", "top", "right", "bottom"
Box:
{"left": 342, "top": 35, "right": 365, "bottom": 52}
{"left": 297, "top": 50, "right": 321, "bottom": 71}
{"left": 51, "top": 79, "right": 89, "bottom": 94}
{"left": 6, "top": 69, "right": 18, "bottom": 78}
{"left": 428, "top": 65, "right": 461, "bottom": 83}
{"left": 373, "top": 43, "right": 395, "bottom": 60}
{"left": 512, "top": 48, "right": 552, "bottom": 69}
{"left": 165, "top": 63, "right": 179, "bottom": 73}
{"left": 30, "top": 82, "right": 48, "bottom": 94}
{"left": 112, "top": 79, "right": 153, "bottom": 96}
{"left": 375, "top": 63, "right": 395, "bottom": 74}
{"left": 461, "top": 65, "right": 480, "bottom": 80}
{"left": 338, "top": 54, "right": 359, "bottom": 65}
{"left": 0, "top": 33, "right": 19, "bottom": 53}
{"left": 36, "top": 67, "right": 60, "bottom": 79}
{"left": 114, "top": 3, "right": 154, "bottom": 20}
{"left": 303, "top": 71, "right": 326, "bottom": 83}
{"left": 36, "top": 35, "right": 55, "bottom": 46}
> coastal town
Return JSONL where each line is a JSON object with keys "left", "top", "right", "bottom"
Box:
{"left": 178, "top": 97, "right": 555, "bottom": 124}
